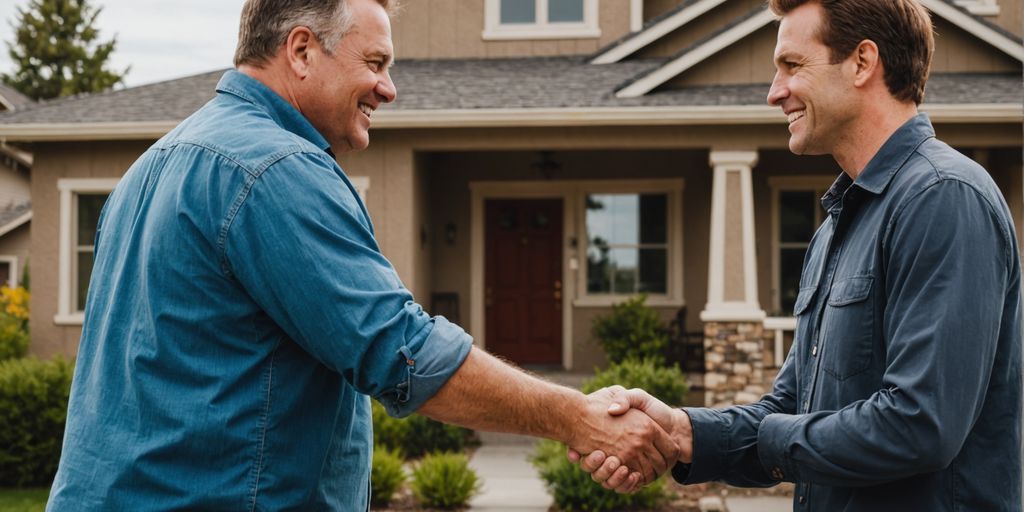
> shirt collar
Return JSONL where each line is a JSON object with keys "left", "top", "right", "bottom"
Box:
{"left": 851, "top": 112, "right": 935, "bottom": 195}
{"left": 215, "top": 69, "right": 332, "bottom": 154}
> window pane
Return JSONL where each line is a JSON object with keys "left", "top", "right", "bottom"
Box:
{"left": 549, "top": 0, "right": 584, "bottom": 22}
{"left": 780, "top": 248, "right": 806, "bottom": 314}
{"left": 77, "top": 193, "right": 109, "bottom": 247}
{"left": 638, "top": 248, "right": 667, "bottom": 293}
{"left": 586, "top": 194, "right": 638, "bottom": 246}
{"left": 609, "top": 248, "right": 637, "bottom": 294}
{"left": 0, "top": 262, "right": 9, "bottom": 287}
{"left": 639, "top": 194, "right": 667, "bottom": 244}
{"left": 77, "top": 250, "right": 94, "bottom": 312}
{"left": 586, "top": 245, "right": 611, "bottom": 293}
{"left": 500, "top": 0, "right": 536, "bottom": 24}
{"left": 779, "top": 191, "right": 816, "bottom": 243}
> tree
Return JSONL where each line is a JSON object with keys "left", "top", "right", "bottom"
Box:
{"left": 2, "top": 0, "right": 128, "bottom": 101}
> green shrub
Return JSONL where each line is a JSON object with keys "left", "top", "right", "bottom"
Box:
{"left": 531, "top": 439, "right": 667, "bottom": 511}
{"left": 371, "top": 401, "right": 473, "bottom": 458}
{"left": 370, "top": 445, "right": 406, "bottom": 508}
{"left": 0, "top": 357, "right": 74, "bottom": 487}
{"left": 411, "top": 451, "right": 481, "bottom": 509}
{"left": 592, "top": 295, "right": 668, "bottom": 364}
{"left": 0, "top": 315, "right": 29, "bottom": 362}
{"left": 583, "top": 357, "right": 688, "bottom": 407}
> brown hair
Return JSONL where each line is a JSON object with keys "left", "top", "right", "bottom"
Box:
{"left": 234, "top": 0, "right": 395, "bottom": 67}
{"left": 768, "top": 0, "right": 934, "bottom": 104}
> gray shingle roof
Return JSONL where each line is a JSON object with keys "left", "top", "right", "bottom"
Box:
{"left": 0, "top": 57, "right": 1019, "bottom": 126}
{"left": 0, "top": 83, "right": 35, "bottom": 112}
{"left": 0, "top": 202, "right": 30, "bottom": 231}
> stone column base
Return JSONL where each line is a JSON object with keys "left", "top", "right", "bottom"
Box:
{"left": 703, "top": 321, "right": 773, "bottom": 407}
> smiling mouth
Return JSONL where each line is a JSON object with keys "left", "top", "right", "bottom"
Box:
{"left": 787, "top": 110, "right": 805, "bottom": 124}
{"left": 359, "top": 103, "right": 374, "bottom": 118}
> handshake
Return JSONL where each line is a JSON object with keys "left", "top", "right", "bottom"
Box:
{"left": 565, "top": 385, "right": 694, "bottom": 493}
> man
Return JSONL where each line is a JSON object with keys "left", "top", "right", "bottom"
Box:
{"left": 46, "top": 0, "right": 677, "bottom": 509}
{"left": 576, "top": 1, "right": 1023, "bottom": 510}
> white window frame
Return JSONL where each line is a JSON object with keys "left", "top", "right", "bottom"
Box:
{"left": 574, "top": 180, "right": 685, "bottom": 307}
{"left": 768, "top": 176, "right": 834, "bottom": 316}
{"left": 953, "top": 0, "right": 1000, "bottom": 15}
{"left": 0, "top": 255, "right": 17, "bottom": 288}
{"left": 56, "top": 178, "right": 119, "bottom": 325}
{"left": 483, "top": 0, "right": 601, "bottom": 40}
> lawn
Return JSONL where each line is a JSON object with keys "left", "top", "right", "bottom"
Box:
{"left": 0, "top": 488, "right": 49, "bottom": 512}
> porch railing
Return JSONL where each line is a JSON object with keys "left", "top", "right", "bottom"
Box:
{"left": 762, "top": 316, "right": 797, "bottom": 369}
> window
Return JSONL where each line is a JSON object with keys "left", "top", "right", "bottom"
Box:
{"left": 769, "top": 177, "right": 832, "bottom": 316}
{"left": 56, "top": 179, "right": 118, "bottom": 325}
{"left": 0, "top": 256, "right": 16, "bottom": 288}
{"left": 585, "top": 193, "right": 667, "bottom": 295}
{"left": 484, "top": 0, "right": 600, "bottom": 40}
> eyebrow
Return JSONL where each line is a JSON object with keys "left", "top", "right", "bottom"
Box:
{"left": 773, "top": 51, "right": 798, "bottom": 65}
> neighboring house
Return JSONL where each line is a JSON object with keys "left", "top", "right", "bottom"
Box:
{"left": 0, "top": 0, "right": 1020, "bottom": 406}
{"left": 0, "top": 83, "right": 34, "bottom": 288}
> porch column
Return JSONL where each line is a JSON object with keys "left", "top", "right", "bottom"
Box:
{"left": 701, "top": 150, "right": 770, "bottom": 408}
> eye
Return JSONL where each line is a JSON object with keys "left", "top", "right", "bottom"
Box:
{"left": 368, "top": 60, "right": 384, "bottom": 71}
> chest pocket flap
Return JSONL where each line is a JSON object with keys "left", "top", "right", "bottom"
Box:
{"left": 827, "top": 276, "right": 872, "bottom": 306}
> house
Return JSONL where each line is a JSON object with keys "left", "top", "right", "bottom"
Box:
{"left": 0, "top": 0, "right": 1019, "bottom": 406}
{"left": 0, "top": 82, "right": 34, "bottom": 288}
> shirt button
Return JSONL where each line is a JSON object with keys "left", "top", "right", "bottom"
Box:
{"left": 799, "top": 495, "right": 807, "bottom": 504}
{"left": 771, "top": 467, "right": 784, "bottom": 480}
{"left": 812, "top": 345, "right": 818, "bottom": 356}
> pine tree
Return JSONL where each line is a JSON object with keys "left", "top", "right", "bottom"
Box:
{"left": 2, "top": 0, "right": 128, "bottom": 101}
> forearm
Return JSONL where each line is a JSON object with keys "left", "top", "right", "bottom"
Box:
{"left": 417, "top": 347, "right": 584, "bottom": 444}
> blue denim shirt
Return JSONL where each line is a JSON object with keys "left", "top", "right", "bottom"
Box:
{"left": 675, "top": 114, "right": 1022, "bottom": 511}
{"left": 48, "top": 70, "right": 473, "bottom": 511}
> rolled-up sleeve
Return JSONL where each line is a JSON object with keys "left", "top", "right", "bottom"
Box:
{"left": 224, "top": 151, "right": 472, "bottom": 417}
{"left": 755, "top": 179, "right": 1011, "bottom": 486}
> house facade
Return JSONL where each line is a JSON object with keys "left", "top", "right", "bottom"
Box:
{"left": 0, "top": 83, "right": 34, "bottom": 288}
{"left": 0, "top": 0, "right": 1020, "bottom": 406}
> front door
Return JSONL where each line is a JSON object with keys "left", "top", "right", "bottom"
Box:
{"left": 485, "top": 199, "right": 563, "bottom": 365}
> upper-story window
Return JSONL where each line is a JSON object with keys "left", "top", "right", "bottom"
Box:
{"left": 484, "top": 0, "right": 600, "bottom": 40}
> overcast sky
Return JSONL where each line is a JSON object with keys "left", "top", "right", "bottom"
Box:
{"left": 1, "top": 0, "right": 246, "bottom": 87}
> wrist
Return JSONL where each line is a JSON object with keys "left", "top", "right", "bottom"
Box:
{"left": 672, "top": 408, "right": 694, "bottom": 463}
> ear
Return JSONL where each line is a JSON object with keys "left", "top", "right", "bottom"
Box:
{"left": 284, "top": 26, "right": 317, "bottom": 79}
{"left": 851, "top": 39, "right": 880, "bottom": 88}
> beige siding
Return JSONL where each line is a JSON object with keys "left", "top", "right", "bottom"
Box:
{"left": 0, "top": 161, "right": 29, "bottom": 209}
{"left": 989, "top": 0, "right": 1023, "bottom": 38}
{"left": 392, "top": 0, "right": 632, "bottom": 59}
{"left": 669, "top": 24, "right": 776, "bottom": 88}
{"left": 643, "top": 0, "right": 685, "bottom": 23}
{"left": 932, "top": 18, "right": 1021, "bottom": 73}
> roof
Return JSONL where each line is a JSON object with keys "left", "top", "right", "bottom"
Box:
{"left": 0, "top": 83, "right": 34, "bottom": 112}
{"left": 0, "top": 202, "right": 31, "bottom": 238}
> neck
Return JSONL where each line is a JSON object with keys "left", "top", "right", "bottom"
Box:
{"left": 237, "top": 61, "right": 302, "bottom": 112}
{"left": 833, "top": 100, "right": 918, "bottom": 180}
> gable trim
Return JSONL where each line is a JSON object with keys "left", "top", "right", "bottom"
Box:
{"left": 615, "top": 8, "right": 775, "bottom": 98}
{"left": 591, "top": 0, "right": 729, "bottom": 64}
{"left": 921, "top": 0, "right": 1023, "bottom": 61}
{"left": 0, "top": 211, "right": 31, "bottom": 238}
{"left": 0, "top": 103, "right": 1019, "bottom": 141}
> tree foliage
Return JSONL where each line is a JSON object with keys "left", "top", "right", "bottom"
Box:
{"left": 2, "top": 0, "right": 128, "bottom": 100}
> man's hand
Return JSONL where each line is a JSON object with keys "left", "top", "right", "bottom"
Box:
{"left": 563, "top": 386, "right": 682, "bottom": 486}
{"left": 567, "top": 387, "right": 693, "bottom": 493}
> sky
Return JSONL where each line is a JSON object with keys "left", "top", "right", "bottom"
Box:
{"left": 0, "top": 0, "right": 246, "bottom": 87}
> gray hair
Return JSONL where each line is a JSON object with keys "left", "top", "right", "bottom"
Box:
{"left": 234, "top": 0, "right": 394, "bottom": 67}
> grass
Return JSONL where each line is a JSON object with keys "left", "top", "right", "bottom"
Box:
{"left": 0, "top": 488, "right": 49, "bottom": 512}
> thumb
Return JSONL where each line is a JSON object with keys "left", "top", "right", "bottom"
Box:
{"left": 606, "top": 386, "right": 652, "bottom": 416}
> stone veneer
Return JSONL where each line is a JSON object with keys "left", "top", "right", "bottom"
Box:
{"left": 703, "top": 321, "right": 775, "bottom": 408}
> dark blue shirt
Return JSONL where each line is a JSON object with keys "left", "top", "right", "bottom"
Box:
{"left": 676, "top": 114, "right": 1022, "bottom": 511}
{"left": 48, "top": 70, "right": 473, "bottom": 511}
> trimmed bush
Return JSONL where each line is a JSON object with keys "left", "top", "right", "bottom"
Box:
{"left": 411, "top": 451, "right": 481, "bottom": 509}
{"left": 531, "top": 439, "right": 667, "bottom": 512}
{"left": 370, "top": 445, "right": 406, "bottom": 508}
{"left": 583, "top": 357, "right": 688, "bottom": 407}
{"left": 591, "top": 295, "right": 668, "bottom": 364}
{"left": 0, "top": 357, "right": 74, "bottom": 487}
{"left": 0, "top": 286, "right": 30, "bottom": 362}
{"left": 371, "top": 400, "right": 473, "bottom": 458}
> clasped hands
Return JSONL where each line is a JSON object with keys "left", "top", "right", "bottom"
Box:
{"left": 565, "top": 386, "right": 693, "bottom": 493}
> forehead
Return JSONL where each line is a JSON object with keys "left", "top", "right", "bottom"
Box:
{"left": 345, "top": 0, "right": 394, "bottom": 49}
{"left": 774, "top": 2, "right": 827, "bottom": 58}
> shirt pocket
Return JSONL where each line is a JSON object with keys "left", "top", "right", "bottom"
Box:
{"left": 821, "top": 276, "right": 875, "bottom": 381}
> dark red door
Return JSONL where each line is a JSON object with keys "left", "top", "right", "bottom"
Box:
{"left": 485, "top": 199, "right": 563, "bottom": 365}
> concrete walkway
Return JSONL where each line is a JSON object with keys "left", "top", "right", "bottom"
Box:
{"left": 468, "top": 433, "right": 551, "bottom": 511}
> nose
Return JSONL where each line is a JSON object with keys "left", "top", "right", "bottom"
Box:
{"left": 376, "top": 70, "right": 397, "bottom": 104}
{"left": 766, "top": 70, "right": 787, "bottom": 106}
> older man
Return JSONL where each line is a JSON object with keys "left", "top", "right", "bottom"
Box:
{"left": 578, "top": 1, "right": 1022, "bottom": 511}
{"left": 46, "top": 0, "right": 678, "bottom": 510}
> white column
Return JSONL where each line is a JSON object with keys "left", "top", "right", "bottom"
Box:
{"left": 701, "top": 150, "right": 765, "bottom": 322}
